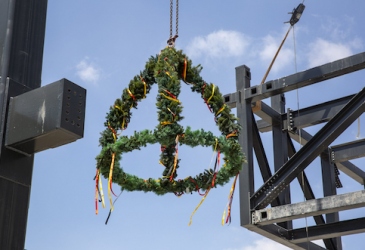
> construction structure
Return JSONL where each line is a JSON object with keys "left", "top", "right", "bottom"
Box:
{"left": 224, "top": 52, "right": 365, "bottom": 249}
{"left": 0, "top": 1, "right": 86, "bottom": 249}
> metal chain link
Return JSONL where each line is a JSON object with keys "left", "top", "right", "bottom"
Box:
{"left": 168, "top": 0, "right": 179, "bottom": 47}
{"left": 170, "top": 0, "right": 173, "bottom": 38}
{"left": 176, "top": 0, "right": 179, "bottom": 36}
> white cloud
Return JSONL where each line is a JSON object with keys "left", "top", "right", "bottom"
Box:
{"left": 224, "top": 238, "right": 291, "bottom": 250}
{"left": 76, "top": 57, "right": 101, "bottom": 84}
{"left": 320, "top": 15, "right": 355, "bottom": 41}
{"left": 242, "top": 239, "right": 291, "bottom": 250}
{"left": 307, "top": 38, "right": 353, "bottom": 68}
{"left": 185, "top": 30, "right": 250, "bottom": 59}
{"left": 259, "top": 33, "right": 294, "bottom": 73}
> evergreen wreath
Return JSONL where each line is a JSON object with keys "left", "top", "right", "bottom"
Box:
{"left": 96, "top": 47, "right": 245, "bottom": 196}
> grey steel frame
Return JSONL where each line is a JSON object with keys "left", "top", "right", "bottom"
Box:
{"left": 224, "top": 52, "right": 365, "bottom": 250}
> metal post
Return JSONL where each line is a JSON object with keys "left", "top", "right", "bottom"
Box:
{"left": 271, "top": 94, "right": 292, "bottom": 229}
{"left": 0, "top": 1, "right": 48, "bottom": 249}
{"left": 235, "top": 65, "right": 254, "bottom": 227}
{"left": 321, "top": 153, "right": 342, "bottom": 249}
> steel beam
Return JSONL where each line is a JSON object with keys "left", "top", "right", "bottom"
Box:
{"left": 330, "top": 138, "right": 365, "bottom": 163}
{"left": 336, "top": 161, "right": 365, "bottom": 185}
{"left": 289, "top": 218, "right": 365, "bottom": 243}
{"left": 252, "top": 112, "right": 282, "bottom": 208}
{"left": 283, "top": 94, "right": 355, "bottom": 131}
{"left": 246, "top": 224, "right": 326, "bottom": 250}
{"left": 244, "top": 52, "right": 365, "bottom": 102}
{"left": 252, "top": 100, "right": 281, "bottom": 125}
{"left": 257, "top": 94, "right": 355, "bottom": 132}
{"left": 251, "top": 87, "right": 365, "bottom": 210}
{"left": 252, "top": 190, "right": 365, "bottom": 225}
{"left": 252, "top": 112, "right": 273, "bottom": 182}
{"left": 290, "top": 129, "right": 365, "bottom": 185}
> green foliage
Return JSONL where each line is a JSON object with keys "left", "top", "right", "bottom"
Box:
{"left": 96, "top": 47, "right": 245, "bottom": 195}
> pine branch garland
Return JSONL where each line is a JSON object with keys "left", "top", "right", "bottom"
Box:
{"left": 96, "top": 47, "right": 245, "bottom": 195}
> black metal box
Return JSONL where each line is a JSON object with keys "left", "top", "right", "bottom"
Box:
{"left": 5, "top": 78, "right": 86, "bottom": 155}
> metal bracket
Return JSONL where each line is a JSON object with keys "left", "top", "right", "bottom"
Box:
{"left": 5, "top": 78, "right": 86, "bottom": 156}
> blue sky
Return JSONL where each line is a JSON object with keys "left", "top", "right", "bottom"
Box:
{"left": 25, "top": 1, "right": 365, "bottom": 249}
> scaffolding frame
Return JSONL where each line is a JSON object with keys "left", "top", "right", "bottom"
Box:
{"left": 224, "top": 52, "right": 365, "bottom": 250}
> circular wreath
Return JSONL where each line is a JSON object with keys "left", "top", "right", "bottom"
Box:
{"left": 96, "top": 47, "right": 245, "bottom": 195}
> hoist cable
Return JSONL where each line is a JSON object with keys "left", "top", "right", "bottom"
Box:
{"left": 293, "top": 24, "right": 310, "bottom": 250}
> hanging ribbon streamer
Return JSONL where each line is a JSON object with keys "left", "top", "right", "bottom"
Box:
{"left": 98, "top": 171, "right": 106, "bottom": 209}
{"left": 188, "top": 188, "right": 211, "bottom": 226}
{"left": 108, "top": 153, "right": 116, "bottom": 212}
{"left": 95, "top": 169, "right": 100, "bottom": 214}
{"left": 211, "top": 139, "right": 220, "bottom": 187}
{"left": 222, "top": 173, "right": 239, "bottom": 225}
{"left": 169, "top": 135, "right": 180, "bottom": 181}
{"left": 105, "top": 191, "right": 123, "bottom": 225}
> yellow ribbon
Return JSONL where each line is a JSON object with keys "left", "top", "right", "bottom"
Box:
{"left": 221, "top": 210, "right": 226, "bottom": 225}
{"left": 114, "top": 105, "right": 127, "bottom": 129}
{"left": 161, "top": 121, "right": 173, "bottom": 126}
{"left": 127, "top": 88, "right": 136, "bottom": 108}
{"left": 215, "top": 104, "right": 226, "bottom": 117}
{"left": 122, "top": 117, "right": 126, "bottom": 130}
{"left": 98, "top": 172, "right": 105, "bottom": 208}
{"left": 159, "top": 93, "right": 180, "bottom": 103}
{"left": 127, "top": 88, "right": 134, "bottom": 99}
{"left": 189, "top": 188, "right": 211, "bottom": 226}
{"left": 207, "top": 84, "right": 215, "bottom": 104}
{"left": 140, "top": 76, "right": 147, "bottom": 98}
{"left": 182, "top": 58, "right": 187, "bottom": 80}
{"left": 108, "top": 153, "right": 116, "bottom": 212}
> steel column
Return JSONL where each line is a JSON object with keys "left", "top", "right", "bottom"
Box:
{"left": 235, "top": 65, "right": 255, "bottom": 227}
{"left": 0, "top": 1, "right": 48, "bottom": 249}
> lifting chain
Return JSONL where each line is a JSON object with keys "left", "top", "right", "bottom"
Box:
{"left": 168, "top": 0, "right": 179, "bottom": 47}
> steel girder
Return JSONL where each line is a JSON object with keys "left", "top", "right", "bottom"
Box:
{"left": 227, "top": 52, "right": 365, "bottom": 250}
